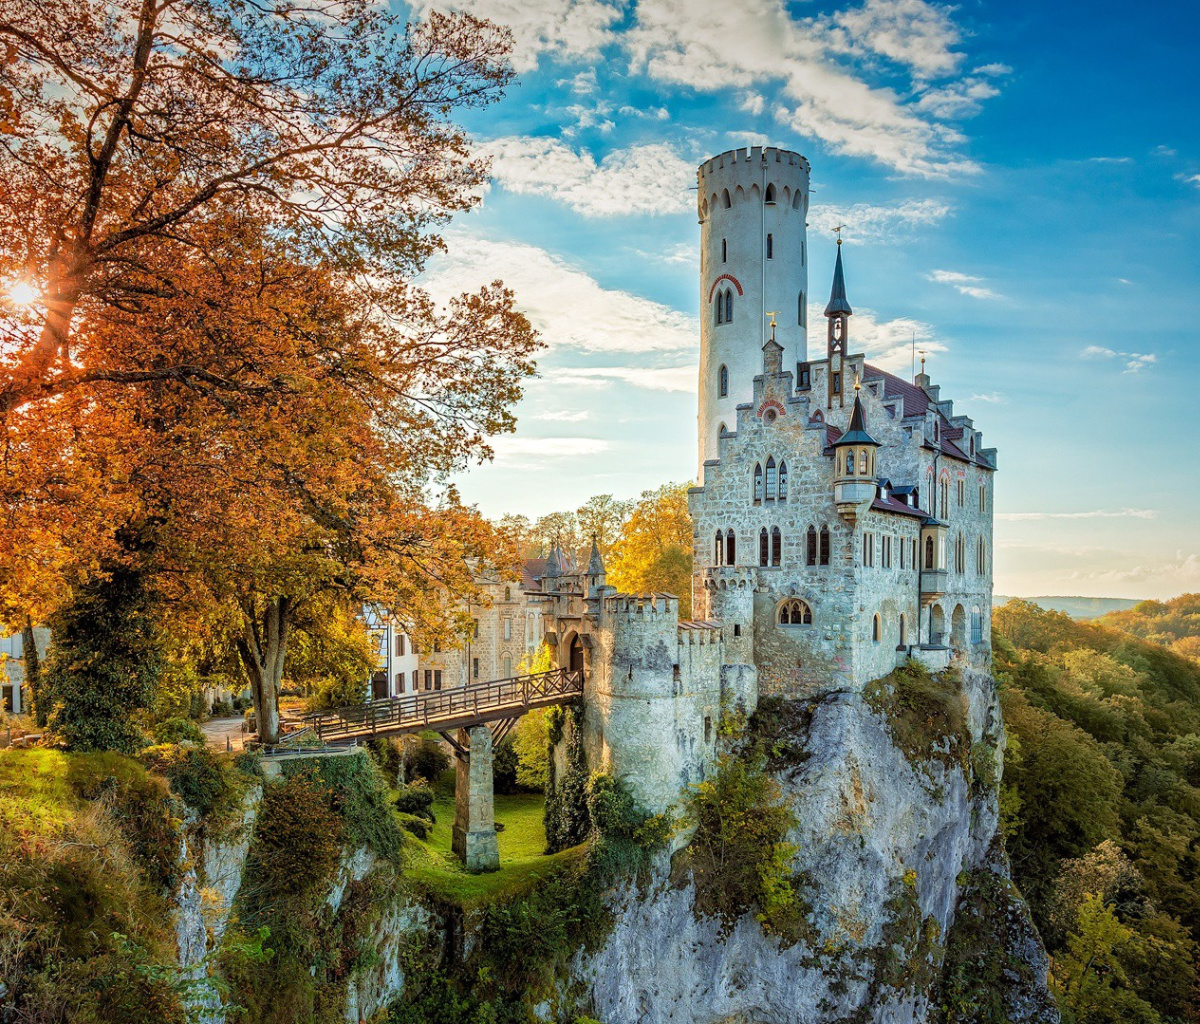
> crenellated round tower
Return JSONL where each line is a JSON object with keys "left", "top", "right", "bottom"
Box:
{"left": 697, "top": 146, "right": 811, "bottom": 469}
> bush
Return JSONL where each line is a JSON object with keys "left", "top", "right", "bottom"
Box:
{"left": 396, "top": 811, "right": 431, "bottom": 840}
{"left": 493, "top": 736, "right": 520, "bottom": 794}
{"left": 366, "top": 736, "right": 404, "bottom": 785}
{"left": 677, "top": 746, "right": 802, "bottom": 940}
{"left": 232, "top": 695, "right": 253, "bottom": 712}
{"left": 394, "top": 780, "right": 435, "bottom": 821}
{"left": 404, "top": 734, "right": 450, "bottom": 783}
{"left": 210, "top": 698, "right": 235, "bottom": 718}
{"left": 140, "top": 743, "right": 247, "bottom": 825}
{"left": 152, "top": 716, "right": 206, "bottom": 746}
{"left": 865, "top": 663, "right": 970, "bottom": 771}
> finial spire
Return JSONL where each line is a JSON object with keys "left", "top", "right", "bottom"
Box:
{"left": 587, "top": 533, "right": 605, "bottom": 576}
{"left": 824, "top": 239, "right": 852, "bottom": 317}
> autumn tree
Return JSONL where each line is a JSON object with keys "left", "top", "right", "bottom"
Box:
{"left": 606, "top": 483, "right": 694, "bottom": 617}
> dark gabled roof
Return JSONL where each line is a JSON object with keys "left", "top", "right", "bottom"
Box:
{"left": 825, "top": 243, "right": 852, "bottom": 316}
{"left": 832, "top": 393, "right": 880, "bottom": 447}
{"left": 871, "top": 494, "right": 929, "bottom": 520}
{"left": 522, "top": 557, "right": 547, "bottom": 591}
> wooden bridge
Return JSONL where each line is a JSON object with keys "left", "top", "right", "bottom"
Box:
{"left": 301, "top": 668, "right": 583, "bottom": 745}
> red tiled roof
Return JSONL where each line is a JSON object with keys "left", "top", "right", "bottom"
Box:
{"left": 522, "top": 558, "right": 546, "bottom": 590}
{"left": 863, "top": 363, "right": 930, "bottom": 418}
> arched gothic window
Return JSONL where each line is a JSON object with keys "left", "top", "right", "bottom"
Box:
{"left": 925, "top": 535, "right": 935, "bottom": 570}
{"left": 819, "top": 526, "right": 831, "bottom": 566}
{"left": 806, "top": 525, "right": 817, "bottom": 566}
{"left": 715, "top": 289, "right": 726, "bottom": 325}
{"left": 764, "top": 183, "right": 776, "bottom": 204}
{"left": 759, "top": 528, "right": 769, "bottom": 567}
{"left": 976, "top": 537, "right": 986, "bottom": 574}
{"left": 979, "top": 484, "right": 986, "bottom": 511}
{"left": 718, "top": 364, "right": 729, "bottom": 397}
{"left": 845, "top": 451, "right": 854, "bottom": 475}
{"left": 725, "top": 529, "right": 737, "bottom": 566}
{"left": 753, "top": 463, "right": 763, "bottom": 503}
{"left": 504, "top": 586, "right": 511, "bottom": 601}
{"left": 771, "top": 526, "right": 782, "bottom": 566}
{"left": 715, "top": 531, "right": 724, "bottom": 566}
{"left": 940, "top": 479, "right": 949, "bottom": 516}
{"left": 765, "top": 457, "right": 777, "bottom": 500}
{"left": 722, "top": 189, "right": 731, "bottom": 209}
{"left": 971, "top": 606, "right": 984, "bottom": 644}
{"left": 954, "top": 534, "right": 965, "bottom": 573}
{"left": 724, "top": 289, "right": 733, "bottom": 323}
{"left": 778, "top": 599, "right": 813, "bottom": 626}
{"left": 858, "top": 450, "right": 868, "bottom": 475}
{"left": 872, "top": 614, "right": 881, "bottom": 642}
{"left": 778, "top": 461, "right": 788, "bottom": 500}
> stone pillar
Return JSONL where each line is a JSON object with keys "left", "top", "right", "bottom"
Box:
{"left": 452, "top": 725, "right": 499, "bottom": 873}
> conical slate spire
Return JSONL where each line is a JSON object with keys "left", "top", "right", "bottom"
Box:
{"left": 587, "top": 534, "right": 605, "bottom": 576}
{"left": 544, "top": 542, "right": 561, "bottom": 579}
{"left": 824, "top": 241, "right": 853, "bottom": 317}
{"left": 834, "top": 392, "right": 880, "bottom": 447}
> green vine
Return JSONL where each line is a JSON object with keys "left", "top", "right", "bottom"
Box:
{"left": 544, "top": 700, "right": 590, "bottom": 853}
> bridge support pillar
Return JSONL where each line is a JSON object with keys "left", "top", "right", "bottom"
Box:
{"left": 452, "top": 725, "right": 500, "bottom": 873}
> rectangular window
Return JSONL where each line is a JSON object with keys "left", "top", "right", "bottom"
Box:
{"left": 957, "top": 480, "right": 965, "bottom": 507}
{"left": 396, "top": 672, "right": 405, "bottom": 693}
{"left": 798, "top": 365, "right": 811, "bottom": 388}
{"left": 722, "top": 238, "right": 727, "bottom": 263}
{"left": 979, "top": 484, "right": 986, "bottom": 511}
{"left": 434, "top": 670, "right": 443, "bottom": 691}
{"left": 882, "top": 535, "right": 891, "bottom": 569}
{"left": 472, "top": 657, "right": 479, "bottom": 679}
{"left": 424, "top": 670, "right": 432, "bottom": 690}
{"left": 766, "top": 233, "right": 773, "bottom": 259}
{"left": 396, "top": 634, "right": 405, "bottom": 657}
{"left": 503, "top": 617, "right": 512, "bottom": 640}
{"left": 863, "top": 532, "right": 874, "bottom": 568}
{"left": 819, "top": 530, "right": 830, "bottom": 566}
{"left": 832, "top": 372, "right": 841, "bottom": 393}
{"left": 472, "top": 619, "right": 479, "bottom": 639}
{"left": 798, "top": 293, "right": 806, "bottom": 328}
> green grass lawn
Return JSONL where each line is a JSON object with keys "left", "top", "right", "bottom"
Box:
{"left": 403, "top": 786, "right": 586, "bottom": 908}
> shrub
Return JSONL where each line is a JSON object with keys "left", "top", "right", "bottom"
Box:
{"left": 493, "top": 736, "right": 519, "bottom": 794}
{"left": 865, "top": 663, "right": 970, "bottom": 772}
{"left": 394, "top": 780, "right": 435, "bottom": 821}
{"left": 678, "top": 746, "right": 802, "bottom": 940}
{"left": 139, "top": 743, "right": 247, "bottom": 826}
{"left": 403, "top": 734, "right": 450, "bottom": 783}
{"left": 396, "top": 811, "right": 431, "bottom": 840}
{"left": 152, "top": 716, "right": 206, "bottom": 746}
{"left": 211, "top": 698, "right": 235, "bottom": 718}
{"left": 545, "top": 701, "right": 590, "bottom": 853}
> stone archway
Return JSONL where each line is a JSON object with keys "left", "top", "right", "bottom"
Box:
{"left": 562, "top": 630, "right": 585, "bottom": 682}
{"left": 929, "top": 604, "right": 946, "bottom": 646}
{"left": 951, "top": 604, "right": 967, "bottom": 653}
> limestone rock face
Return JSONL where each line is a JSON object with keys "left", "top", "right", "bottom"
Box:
{"left": 575, "top": 668, "right": 1059, "bottom": 1024}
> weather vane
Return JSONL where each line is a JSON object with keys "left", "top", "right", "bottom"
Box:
{"left": 765, "top": 310, "right": 778, "bottom": 340}
{"left": 834, "top": 224, "right": 845, "bottom": 245}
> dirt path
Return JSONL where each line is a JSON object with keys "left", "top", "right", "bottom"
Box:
{"left": 201, "top": 715, "right": 247, "bottom": 751}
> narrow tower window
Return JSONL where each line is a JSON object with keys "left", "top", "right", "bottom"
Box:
{"left": 899, "top": 614, "right": 907, "bottom": 647}
{"left": 845, "top": 451, "right": 854, "bottom": 476}
{"left": 798, "top": 292, "right": 805, "bottom": 327}
{"left": 722, "top": 238, "right": 727, "bottom": 263}
{"left": 778, "top": 461, "right": 788, "bottom": 500}
{"left": 715, "top": 531, "right": 724, "bottom": 566}
{"left": 715, "top": 291, "right": 724, "bottom": 325}
{"left": 925, "top": 535, "right": 935, "bottom": 570}
{"left": 806, "top": 525, "right": 817, "bottom": 566}
{"left": 753, "top": 463, "right": 763, "bottom": 503}
{"left": 765, "top": 457, "right": 777, "bottom": 500}
{"left": 722, "top": 189, "right": 731, "bottom": 209}
{"left": 764, "top": 183, "right": 776, "bottom": 204}
{"left": 819, "top": 526, "right": 831, "bottom": 566}
{"left": 766, "top": 233, "right": 773, "bottom": 259}
{"left": 872, "top": 614, "right": 881, "bottom": 642}
{"left": 724, "top": 290, "right": 733, "bottom": 323}
{"left": 718, "top": 364, "right": 728, "bottom": 397}
{"left": 759, "top": 528, "right": 769, "bottom": 567}
{"left": 726, "top": 529, "right": 737, "bottom": 566}
{"left": 771, "top": 527, "right": 782, "bottom": 566}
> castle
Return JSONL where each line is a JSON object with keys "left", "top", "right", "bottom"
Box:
{"left": 515, "top": 146, "right": 997, "bottom": 818}
{"left": 368, "top": 146, "right": 996, "bottom": 831}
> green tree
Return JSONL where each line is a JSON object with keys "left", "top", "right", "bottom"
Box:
{"left": 42, "top": 561, "right": 163, "bottom": 752}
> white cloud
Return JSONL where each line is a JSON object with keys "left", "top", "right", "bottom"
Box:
{"left": 1181, "top": 173, "right": 1200, "bottom": 188}
{"left": 1081, "top": 345, "right": 1156, "bottom": 373}
{"left": 532, "top": 409, "right": 590, "bottom": 421}
{"left": 810, "top": 301, "right": 947, "bottom": 373}
{"left": 421, "top": 235, "right": 695, "bottom": 355}
{"left": 556, "top": 364, "right": 697, "bottom": 392}
{"left": 914, "top": 77, "right": 999, "bottom": 119}
{"left": 808, "top": 198, "right": 952, "bottom": 242}
{"left": 1068, "top": 552, "right": 1200, "bottom": 587}
{"left": 409, "top": 0, "right": 626, "bottom": 73}
{"left": 618, "top": 103, "right": 670, "bottom": 120}
{"left": 971, "top": 391, "right": 1006, "bottom": 404}
{"left": 490, "top": 435, "right": 612, "bottom": 468}
{"left": 996, "top": 508, "right": 1158, "bottom": 522}
{"left": 623, "top": 0, "right": 986, "bottom": 177}
{"left": 928, "top": 268, "right": 1002, "bottom": 300}
{"left": 1088, "top": 156, "right": 1133, "bottom": 164}
{"left": 482, "top": 137, "right": 694, "bottom": 217}
{"left": 635, "top": 241, "right": 694, "bottom": 265}
{"left": 822, "top": 0, "right": 964, "bottom": 79}
{"left": 973, "top": 62, "right": 1012, "bottom": 76}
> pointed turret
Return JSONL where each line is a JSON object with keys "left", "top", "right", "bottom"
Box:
{"left": 825, "top": 237, "right": 852, "bottom": 408}
{"left": 544, "top": 543, "right": 561, "bottom": 580}
{"left": 587, "top": 535, "right": 605, "bottom": 576}
{"left": 832, "top": 382, "right": 878, "bottom": 525}
{"left": 824, "top": 241, "right": 852, "bottom": 317}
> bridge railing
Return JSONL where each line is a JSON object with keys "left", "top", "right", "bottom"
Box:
{"left": 301, "top": 667, "right": 583, "bottom": 743}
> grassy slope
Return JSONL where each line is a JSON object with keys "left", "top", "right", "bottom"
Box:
{"left": 404, "top": 787, "right": 585, "bottom": 907}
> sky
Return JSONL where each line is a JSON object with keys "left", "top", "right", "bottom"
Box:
{"left": 408, "top": 0, "right": 1200, "bottom": 601}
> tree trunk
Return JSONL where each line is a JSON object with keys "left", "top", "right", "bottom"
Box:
{"left": 21, "top": 618, "right": 44, "bottom": 726}
{"left": 235, "top": 596, "right": 292, "bottom": 746}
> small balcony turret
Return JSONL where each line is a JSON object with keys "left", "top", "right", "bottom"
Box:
{"left": 832, "top": 387, "right": 880, "bottom": 526}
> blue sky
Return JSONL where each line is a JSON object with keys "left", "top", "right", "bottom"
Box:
{"left": 412, "top": 0, "right": 1200, "bottom": 600}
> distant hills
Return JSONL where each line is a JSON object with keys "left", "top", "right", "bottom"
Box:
{"left": 992, "top": 595, "right": 1142, "bottom": 620}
